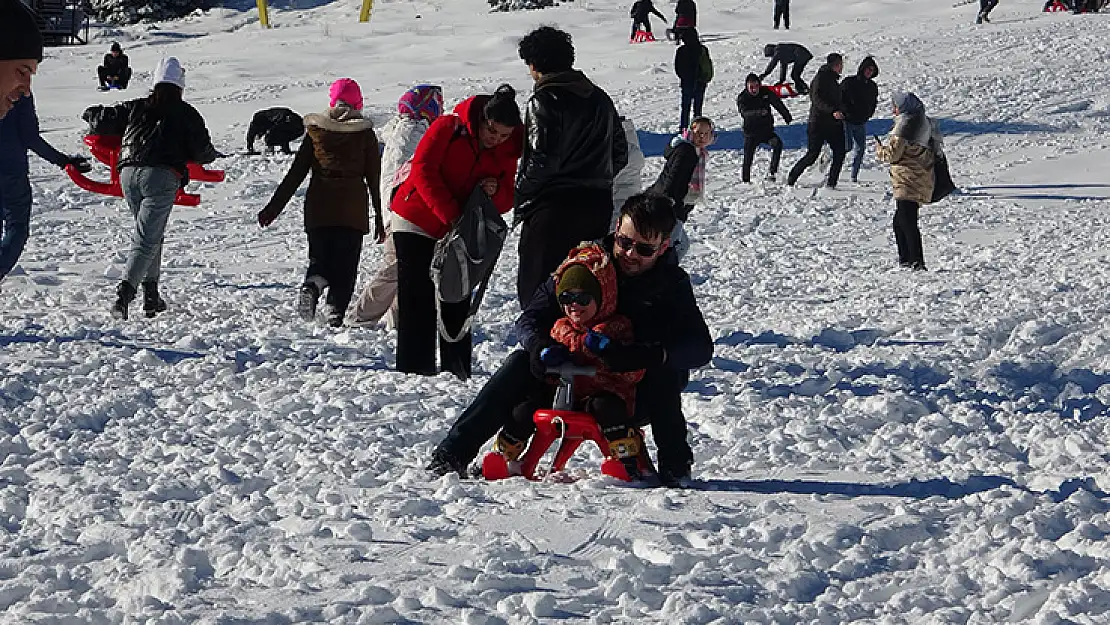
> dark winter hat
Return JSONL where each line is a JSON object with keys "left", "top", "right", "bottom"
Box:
{"left": 556, "top": 264, "right": 602, "bottom": 306}
{"left": 0, "top": 0, "right": 44, "bottom": 62}
{"left": 745, "top": 73, "right": 762, "bottom": 84}
{"left": 110, "top": 42, "right": 122, "bottom": 53}
{"left": 763, "top": 44, "right": 776, "bottom": 58}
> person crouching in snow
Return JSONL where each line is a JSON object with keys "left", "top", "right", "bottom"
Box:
{"left": 349, "top": 84, "right": 444, "bottom": 329}
{"left": 875, "top": 91, "right": 943, "bottom": 271}
{"left": 258, "top": 78, "right": 385, "bottom": 327}
{"left": 246, "top": 107, "right": 305, "bottom": 155}
{"left": 651, "top": 116, "right": 713, "bottom": 262}
{"left": 490, "top": 243, "right": 648, "bottom": 479}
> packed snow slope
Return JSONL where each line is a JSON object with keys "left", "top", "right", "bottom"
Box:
{"left": 3, "top": 0, "right": 1110, "bottom": 623}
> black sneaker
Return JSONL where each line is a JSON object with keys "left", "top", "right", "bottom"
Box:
{"left": 426, "top": 447, "right": 468, "bottom": 477}
{"left": 142, "top": 281, "right": 167, "bottom": 318}
{"left": 111, "top": 281, "right": 136, "bottom": 320}
{"left": 658, "top": 464, "right": 693, "bottom": 488}
{"left": 297, "top": 284, "right": 319, "bottom": 322}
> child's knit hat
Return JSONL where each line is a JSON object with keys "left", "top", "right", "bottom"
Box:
{"left": 556, "top": 264, "right": 602, "bottom": 305}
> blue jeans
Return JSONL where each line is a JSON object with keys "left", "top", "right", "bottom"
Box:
{"left": 120, "top": 166, "right": 180, "bottom": 287}
{"left": 844, "top": 122, "right": 867, "bottom": 181}
{"left": 680, "top": 82, "right": 706, "bottom": 131}
{"left": 0, "top": 175, "right": 32, "bottom": 280}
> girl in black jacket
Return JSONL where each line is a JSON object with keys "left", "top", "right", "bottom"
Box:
{"left": 651, "top": 116, "right": 714, "bottom": 261}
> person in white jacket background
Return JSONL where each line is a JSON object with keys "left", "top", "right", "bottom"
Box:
{"left": 349, "top": 84, "right": 444, "bottom": 328}
{"left": 610, "top": 116, "right": 644, "bottom": 229}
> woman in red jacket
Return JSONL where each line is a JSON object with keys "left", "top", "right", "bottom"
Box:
{"left": 391, "top": 85, "right": 523, "bottom": 379}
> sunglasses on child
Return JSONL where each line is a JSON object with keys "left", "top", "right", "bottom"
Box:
{"left": 557, "top": 291, "right": 596, "bottom": 306}
{"left": 615, "top": 234, "right": 660, "bottom": 257}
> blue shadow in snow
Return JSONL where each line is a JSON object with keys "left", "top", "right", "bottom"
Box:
{"left": 963, "top": 183, "right": 1110, "bottom": 203}
{"left": 0, "top": 331, "right": 206, "bottom": 365}
{"left": 638, "top": 117, "right": 1059, "bottom": 158}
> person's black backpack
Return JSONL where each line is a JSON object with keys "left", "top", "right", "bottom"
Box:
{"left": 430, "top": 186, "right": 509, "bottom": 342}
{"left": 928, "top": 132, "right": 955, "bottom": 204}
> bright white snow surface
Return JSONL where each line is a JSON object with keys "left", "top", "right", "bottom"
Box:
{"left": 3, "top": 0, "right": 1110, "bottom": 622}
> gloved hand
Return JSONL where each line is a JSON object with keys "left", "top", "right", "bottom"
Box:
{"left": 257, "top": 203, "right": 281, "bottom": 228}
{"left": 584, "top": 330, "right": 612, "bottom": 354}
{"left": 65, "top": 156, "right": 92, "bottom": 174}
{"left": 527, "top": 339, "right": 556, "bottom": 379}
{"left": 784, "top": 114, "right": 793, "bottom": 125}
{"left": 595, "top": 342, "right": 666, "bottom": 373}
{"left": 540, "top": 344, "right": 572, "bottom": 367}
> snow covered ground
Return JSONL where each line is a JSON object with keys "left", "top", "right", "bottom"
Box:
{"left": 3, "top": 0, "right": 1110, "bottom": 622}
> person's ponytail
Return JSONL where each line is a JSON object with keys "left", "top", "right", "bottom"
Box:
{"left": 483, "top": 84, "right": 522, "bottom": 128}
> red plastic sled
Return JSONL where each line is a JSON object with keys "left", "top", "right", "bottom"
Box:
{"left": 1044, "top": 1, "right": 1069, "bottom": 10}
{"left": 67, "top": 135, "right": 225, "bottom": 207}
{"left": 631, "top": 30, "right": 657, "bottom": 43}
{"left": 770, "top": 83, "right": 800, "bottom": 98}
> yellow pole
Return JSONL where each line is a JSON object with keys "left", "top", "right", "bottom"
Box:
{"left": 257, "top": 0, "right": 271, "bottom": 28}
{"left": 359, "top": 0, "right": 373, "bottom": 23}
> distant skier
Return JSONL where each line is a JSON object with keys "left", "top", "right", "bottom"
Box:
{"left": 97, "top": 42, "right": 131, "bottom": 91}
{"left": 786, "top": 53, "right": 847, "bottom": 189}
{"left": 246, "top": 107, "right": 305, "bottom": 155}
{"left": 737, "top": 73, "right": 792, "bottom": 183}
{"left": 976, "top": 0, "right": 999, "bottom": 23}
{"left": 675, "top": 29, "right": 713, "bottom": 131}
{"left": 839, "top": 56, "right": 879, "bottom": 183}
{"left": 670, "top": 0, "right": 697, "bottom": 45}
{"left": 630, "top": 0, "right": 667, "bottom": 41}
{"left": 760, "top": 42, "right": 812, "bottom": 95}
{"left": 774, "top": 0, "right": 791, "bottom": 30}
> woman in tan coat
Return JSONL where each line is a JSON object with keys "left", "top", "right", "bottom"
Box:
{"left": 875, "top": 91, "right": 942, "bottom": 271}
{"left": 259, "top": 78, "right": 385, "bottom": 326}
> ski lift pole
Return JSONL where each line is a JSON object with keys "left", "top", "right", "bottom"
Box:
{"left": 257, "top": 0, "right": 271, "bottom": 28}
{"left": 360, "top": 0, "right": 373, "bottom": 22}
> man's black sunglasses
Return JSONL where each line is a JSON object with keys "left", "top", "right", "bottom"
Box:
{"left": 557, "top": 291, "right": 595, "bottom": 306}
{"left": 615, "top": 234, "right": 660, "bottom": 257}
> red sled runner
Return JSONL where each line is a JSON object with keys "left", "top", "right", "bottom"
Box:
{"left": 631, "top": 30, "right": 657, "bottom": 43}
{"left": 67, "top": 135, "right": 225, "bottom": 207}
{"left": 481, "top": 363, "right": 654, "bottom": 482}
{"left": 769, "top": 83, "right": 800, "bottom": 98}
{"left": 1044, "top": 1, "right": 1069, "bottom": 10}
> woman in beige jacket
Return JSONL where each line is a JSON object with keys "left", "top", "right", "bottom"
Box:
{"left": 875, "top": 91, "right": 942, "bottom": 270}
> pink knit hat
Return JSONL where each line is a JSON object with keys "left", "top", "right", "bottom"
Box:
{"left": 329, "top": 78, "right": 363, "bottom": 111}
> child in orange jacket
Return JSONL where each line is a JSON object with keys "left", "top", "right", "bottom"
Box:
{"left": 493, "top": 243, "right": 647, "bottom": 477}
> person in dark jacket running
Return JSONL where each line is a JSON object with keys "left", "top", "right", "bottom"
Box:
{"left": 630, "top": 0, "right": 667, "bottom": 41}
{"left": 246, "top": 107, "right": 305, "bottom": 155}
{"left": 0, "top": 96, "right": 90, "bottom": 282}
{"left": 97, "top": 42, "right": 132, "bottom": 91}
{"left": 84, "top": 57, "right": 220, "bottom": 319}
{"left": 0, "top": 0, "right": 43, "bottom": 122}
{"left": 760, "top": 42, "right": 812, "bottom": 94}
{"left": 427, "top": 192, "right": 713, "bottom": 487}
{"left": 515, "top": 26, "right": 628, "bottom": 308}
{"left": 674, "top": 29, "right": 712, "bottom": 131}
{"left": 652, "top": 116, "right": 713, "bottom": 260}
{"left": 737, "top": 73, "right": 792, "bottom": 183}
{"left": 839, "top": 56, "right": 879, "bottom": 183}
{"left": 669, "top": 0, "right": 697, "bottom": 45}
{"left": 774, "top": 0, "right": 791, "bottom": 29}
{"left": 786, "top": 53, "right": 847, "bottom": 189}
{"left": 976, "top": 0, "right": 999, "bottom": 23}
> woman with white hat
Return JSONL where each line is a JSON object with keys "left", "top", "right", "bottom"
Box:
{"left": 84, "top": 57, "right": 220, "bottom": 319}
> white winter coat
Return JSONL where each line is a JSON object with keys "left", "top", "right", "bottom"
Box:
{"left": 378, "top": 115, "right": 431, "bottom": 210}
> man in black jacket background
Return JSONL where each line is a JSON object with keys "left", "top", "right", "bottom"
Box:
{"left": 759, "top": 43, "right": 812, "bottom": 95}
{"left": 97, "top": 43, "right": 132, "bottom": 91}
{"left": 428, "top": 193, "right": 713, "bottom": 487}
{"left": 786, "top": 53, "right": 847, "bottom": 189}
{"left": 630, "top": 0, "right": 668, "bottom": 41}
{"left": 839, "top": 56, "right": 879, "bottom": 183}
{"left": 738, "top": 73, "right": 793, "bottom": 183}
{"left": 515, "top": 26, "right": 628, "bottom": 308}
{"left": 674, "top": 29, "right": 712, "bottom": 131}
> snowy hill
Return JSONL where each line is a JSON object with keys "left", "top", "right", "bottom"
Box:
{"left": 3, "top": 0, "right": 1110, "bottom": 622}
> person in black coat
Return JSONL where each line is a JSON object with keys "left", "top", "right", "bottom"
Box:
{"left": 630, "top": 0, "right": 667, "bottom": 40}
{"left": 759, "top": 42, "right": 812, "bottom": 95}
{"left": 651, "top": 116, "right": 713, "bottom": 260}
{"left": 515, "top": 26, "right": 628, "bottom": 308}
{"left": 670, "top": 0, "right": 697, "bottom": 45}
{"left": 976, "top": 0, "right": 999, "bottom": 22}
{"left": 427, "top": 192, "right": 714, "bottom": 487}
{"left": 839, "top": 56, "right": 879, "bottom": 183}
{"left": 737, "top": 73, "right": 793, "bottom": 182}
{"left": 674, "top": 29, "right": 712, "bottom": 131}
{"left": 97, "top": 42, "right": 132, "bottom": 91}
{"left": 246, "top": 107, "right": 305, "bottom": 155}
{"left": 774, "top": 0, "right": 791, "bottom": 29}
{"left": 786, "top": 53, "right": 847, "bottom": 188}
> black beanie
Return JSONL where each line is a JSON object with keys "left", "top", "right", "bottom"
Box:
{"left": 0, "top": 0, "right": 44, "bottom": 62}
{"left": 111, "top": 42, "right": 122, "bottom": 53}
{"left": 745, "top": 73, "right": 761, "bottom": 84}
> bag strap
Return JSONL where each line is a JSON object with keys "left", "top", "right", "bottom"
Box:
{"left": 436, "top": 250, "right": 501, "bottom": 343}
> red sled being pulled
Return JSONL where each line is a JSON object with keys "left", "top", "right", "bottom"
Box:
{"left": 481, "top": 363, "right": 655, "bottom": 483}
{"left": 67, "top": 135, "right": 225, "bottom": 207}
{"left": 769, "top": 83, "right": 800, "bottom": 99}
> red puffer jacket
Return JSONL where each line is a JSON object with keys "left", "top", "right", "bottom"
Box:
{"left": 390, "top": 95, "right": 523, "bottom": 239}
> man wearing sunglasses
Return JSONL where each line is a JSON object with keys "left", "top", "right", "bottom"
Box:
{"left": 428, "top": 193, "right": 713, "bottom": 487}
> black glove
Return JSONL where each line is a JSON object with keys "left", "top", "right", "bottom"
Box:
{"left": 595, "top": 342, "right": 666, "bottom": 373}
{"left": 784, "top": 114, "right": 793, "bottom": 125}
{"left": 66, "top": 156, "right": 92, "bottom": 174}
{"left": 527, "top": 339, "right": 557, "bottom": 380}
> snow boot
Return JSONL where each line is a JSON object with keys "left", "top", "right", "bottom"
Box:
{"left": 297, "top": 283, "right": 320, "bottom": 322}
{"left": 426, "top": 446, "right": 468, "bottom": 478}
{"left": 111, "top": 281, "right": 137, "bottom": 320}
{"left": 142, "top": 281, "right": 167, "bottom": 318}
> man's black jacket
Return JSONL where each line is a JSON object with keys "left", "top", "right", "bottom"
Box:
{"left": 517, "top": 234, "right": 713, "bottom": 373}
{"left": 807, "top": 64, "right": 844, "bottom": 125}
{"left": 101, "top": 53, "right": 129, "bottom": 75}
{"left": 737, "top": 85, "right": 793, "bottom": 135}
{"left": 839, "top": 56, "right": 879, "bottom": 125}
{"left": 514, "top": 70, "right": 628, "bottom": 223}
{"left": 83, "top": 99, "right": 219, "bottom": 176}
